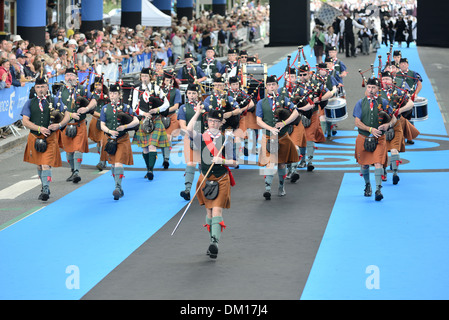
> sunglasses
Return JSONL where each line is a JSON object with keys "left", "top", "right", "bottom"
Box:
{"left": 299, "top": 73, "right": 308, "bottom": 76}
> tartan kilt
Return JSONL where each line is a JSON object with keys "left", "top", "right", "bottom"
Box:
{"left": 132, "top": 117, "right": 170, "bottom": 148}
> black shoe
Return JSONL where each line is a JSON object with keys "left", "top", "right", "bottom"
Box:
{"left": 40, "top": 186, "right": 50, "bottom": 201}
{"left": 406, "top": 140, "right": 415, "bottom": 145}
{"left": 113, "top": 188, "right": 122, "bottom": 200}
{"left": 291, "top": 172, "right": 300, "bottom": 183}
{"left": 364, "top": 183, "right": 372, "bottom": 197}
{"left": 263, "top": 191, "right": 271, "bottom": 200}
{"left": 375, "top": 188, "right": 383, "bottom": 201}
{"left": 72, "top": 171, "right": 81, "bottom": 183}
{"left": 208, "top": 242, "right": 218, "bottom": 259}
{"left": 307, "top": 163, "right": 315, "bottom": 172}
{"left": 163, "top": 160, "right": 169, "bottom": 169}
{"left": 180, "top": 190, "right": 190, "bottom": 201}
{"left": 393, "top": 174, "right": 400, "bottom": 185}
{"left": 96, "top": 162, "right": 105, "bottom": 171}
{"left": 147, "top": 171, "right": 154, "bottom": 180}
{"left": 66, "top": 170, "right": 75, "bottom": 182}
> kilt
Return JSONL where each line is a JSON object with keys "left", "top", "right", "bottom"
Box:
{"left": 355, "top": 134, "right": 388, "bottom": 166}
{"left": 88, "top": 116, "right": 103, "bottom": 143}
{"left": 132, "top": 116, "right": 170, "bottom": 148}
{"left": 258, "top": 133, "right": 299, "bottom": 166}
{"left": 100, "top": 132, "right": 134, "bottom": 165}
{"left": 236, "top": 113, "right": 248, "bottom": 138}
{"left": 386, "top": 122, "right": 405, "bottom": 152}
{"left": 304, "top": 111, "right": 325, "bottom": 143}
{"left": 245, "top": 111, "right": 262, "bottom": 129}
{"left": 165, "top": 112, "right": 180, "bottom": 136}
{"left": 196, "top": 173, "right": 231, "bottom": 209}
{"left": 289, "top": 123, "right": 307, "bottom": 148}
{"left": 23, "top": 131, "right": 62, "bottom": 167}
{"left": 60, "top": 120, "right": 89, "bottom": 153}
{"left": 399, "top": 116, "right": 420, "bottom": 141}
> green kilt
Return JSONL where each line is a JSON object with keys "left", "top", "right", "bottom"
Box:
{"left": 132, "top": 116, "right": 170, "bottom": 148}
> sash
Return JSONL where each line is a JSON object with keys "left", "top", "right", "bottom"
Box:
{"left": 202, "top": 132, "right": 236, "bottom": 187}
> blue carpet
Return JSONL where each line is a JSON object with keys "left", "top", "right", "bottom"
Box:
{"left": 0, "top": 170, "right": 194, "bottom": 300}
{"left": 301, "top": 172, "right": 449, "bottom": 300}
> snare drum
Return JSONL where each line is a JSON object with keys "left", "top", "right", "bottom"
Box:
{"left": 325, "top": 98, "right": 348, "bottom": 122}
{"left": 412, "top": 96, "right": 428, "bottom": 121}
{"left": 242, "top": 63, "right": 267, "bottom": 86}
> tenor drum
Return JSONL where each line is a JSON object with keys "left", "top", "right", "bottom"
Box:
{"left": 325, "top": 98, "right": 348, "bottom": 122}
{"left": 412, "top": 97, "right": 428, "bottom": 121}
{"left": 242, "top": 63, "right": 267, "bottom": 86}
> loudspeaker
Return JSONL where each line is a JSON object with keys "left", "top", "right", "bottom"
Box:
{"left": 268, "top": 0, "right": 310, "bottom": 46}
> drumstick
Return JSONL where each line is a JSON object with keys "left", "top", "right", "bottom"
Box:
{"left": 171, "top": 134, "right": 231, "bottom": 236}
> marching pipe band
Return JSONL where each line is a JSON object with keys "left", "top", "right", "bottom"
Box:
{"left": 20, "top": 42, "right": 427, "bottom": 259}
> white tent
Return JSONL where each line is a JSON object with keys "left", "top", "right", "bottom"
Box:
{"left": 110, "top": 0, "right": 171, "bottom": 27}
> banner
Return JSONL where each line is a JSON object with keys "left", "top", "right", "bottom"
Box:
{"left": 0, "top": 83, "right": 34, "bottom": 128}
{"left": 121, "top": 52, "right": 153, "bottom": 74}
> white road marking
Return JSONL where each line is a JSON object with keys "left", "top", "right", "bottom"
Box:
{"left": 0, "top": 179, "right": 41, "bottom": 200}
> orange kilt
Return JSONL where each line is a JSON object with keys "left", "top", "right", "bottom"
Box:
{"left": 100, "top": 132, "right": 134, "bottom": 165}
{"left": 304, "top": 111, "right": 325, "bottom": 143}
{"left": 289, "top": 122, "right": 307, "bottom": 147}
{"left": 60, "top": 120, "right": 89, "bottom": 153}
{"left": 386, "top": 122, "right": 405, "bottom": 152}
{"left": 399, "top": 116, "right": 420, "bottom": 141}
{"left": 355, "top": 134, "right": 388, "bottom": 166}
{"left": 88, "top": 116, "right": 103, "bottom": 143}
{"left": 196, "top": 173, "right": 231, "bottom": 209}
{"left": 236, "top": 114, "right": 248, "bottom": 138}
{"left": 183, "top": 135, "right": 201, "bottom": 164}
{"left": 165, "top": 113, "right": 180, "bottom": 136}
{"left": 23, "top": 132, "right": 62, "bottom": 167}
{"left": 245, "top": 111, "right": 261, "bottom": 129}
{"left": 258, "top": 133, "right": 299, "bottom": 166}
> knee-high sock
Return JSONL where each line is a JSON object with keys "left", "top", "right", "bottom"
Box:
{"left": 73, "top": 152, "right": 83, "bottom": 172}
{"left": 37, "top": 168, "right": 42, "bottom": 185}
{"left": 162, "top": 147, "right": 170, "bottom": 161}
{"left": 148, "top": 151, "right": 157, "bottom": 171}
{"left": 66, "top": 153, "right": 74, "bottom": 170}
{"left": 184, "top": 165, "right": 196, "bottom": 192}
{"left": 306, "top": 141, "right": 315, "bottom": 160}
{"left": 374, "top": 168, "right": 383, "bottom": 188}
{"left": 205, "top": 216, "right": 212, "bottom": 242}
{"left": 278, "top": 166, "right": 287, "bottom": 186}
{"left": 390, "top": 153, "right": 400, "bottom": 173}
{"left": 114, "top": 166, "right": 124, "bottom": 189}
{"left": 361, "top": 167, "right": 370, "bottom": 184}
{"left": 264, "top": 174, "right": 274, "bottom": 191}
{"left": 142, "top": 152, "right": 150, "bottom": 171}
{"left": 41, "top": 170, "right": 52, "bottom": 188}
{"left": 211, "top": 216, "right": 225, "bottom": 243}
{"left": 320, "top": 121, "right": 327, "bottom": 135}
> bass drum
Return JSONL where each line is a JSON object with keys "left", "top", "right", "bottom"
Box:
{"left": 325, "top": 98, "right": 348, "bottom": 122}
{"left": 242, "top": 63, "right": 267, "bottom": 87}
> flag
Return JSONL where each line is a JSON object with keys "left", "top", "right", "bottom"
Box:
{"left": 315, "top": 2, "right": 342, "bottom": 27}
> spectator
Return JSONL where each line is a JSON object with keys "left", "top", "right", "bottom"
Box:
{"left": 0, "top": 58, "right": 12, "bottom": 89}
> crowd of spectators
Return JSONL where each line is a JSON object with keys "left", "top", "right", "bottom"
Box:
{"left": 0, "top": 1, "right": 269, "bottom": 89}
{"left": 0, "top": 1, "right": 269, "bottom": 137}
